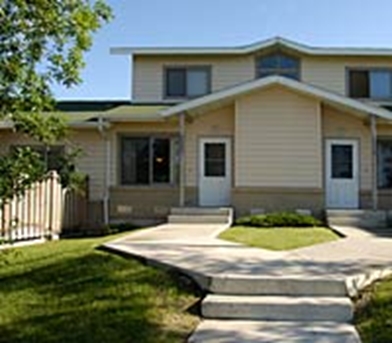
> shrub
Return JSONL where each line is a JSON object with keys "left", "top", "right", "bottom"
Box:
{"left": 235, "top": 212, "right": 322, "bottom": 228}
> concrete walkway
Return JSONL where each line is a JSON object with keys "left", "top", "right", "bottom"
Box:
{"left": 103, "top": 223, "right": 392, "bottom": 342}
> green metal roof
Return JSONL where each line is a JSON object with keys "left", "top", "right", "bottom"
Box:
{"left": 0, "top": 104, "right": 171, "bottom": 129}
{"left": 54, "top": 104, "right": 169, "bottom": 122}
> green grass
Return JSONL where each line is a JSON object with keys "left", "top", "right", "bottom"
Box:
{"left": 356, "top": 277, "right": 392, "bottom": 343}
{"left": 0, "top": 235, "right": 199, "bottom": 343}
{"left": 219, "top": 226, "right": 339, "bottom": 251}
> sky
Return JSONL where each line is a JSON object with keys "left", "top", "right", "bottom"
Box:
{"left": 53, "top": 0, "right": 392, "bottom": 100}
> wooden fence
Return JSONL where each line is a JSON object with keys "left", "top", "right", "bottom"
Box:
{"left": 0, "top": 171, "right": 88, "bottom": 242}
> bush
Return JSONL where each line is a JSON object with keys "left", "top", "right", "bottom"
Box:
{"left": 235, "top": 212, "right": 322, "bottom": 228}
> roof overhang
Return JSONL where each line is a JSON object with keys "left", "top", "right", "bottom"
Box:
{"left": 160, "top": 76, "right": 392, "bottom": 121}
{"left": 111, "top": 36, "right": 392, "bottom": 57}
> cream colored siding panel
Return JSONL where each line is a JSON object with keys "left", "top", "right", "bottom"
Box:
{"left": 132, "top": 55, "right": 254, "bottom": 101}
{"left": 303, "top": 56, "right": 392, "bottom": 96}
{"left": 322, "top": 105, "right": 371, "bottom": 190}
{"left": 235, "top": 87, "right": 322, "bottom": 188}
{"left": 69, "top": 130, "right": 105, "bottom": 201}
{"left": 0, "top": 130, "right": 105, "bottom": 201}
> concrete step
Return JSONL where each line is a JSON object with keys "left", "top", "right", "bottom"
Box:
{"left": 209, "top": 275, "right": 348, "bottom": 296}
{"left": 202, "top": 295, "right": 353, "bottom": 322}
{"left": 171, "top": 207, "right": 232, "bottom": 216}
{"left": 326, "top": 210, "right": 387, "bottom": 228}
{"left": 188, "top": 319, "right": 361, "bottom": 343}
{"left": 168, "top": 214, "right": 229, "bottom": 224}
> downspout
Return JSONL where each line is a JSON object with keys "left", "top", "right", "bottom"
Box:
{"left": 98, "top": 116, "right": 110, "bottom": 225}
{"left": 370, "top": 114, "right": 378, "bottom": 211}
{"left": 179, "top": 112, "right": 186, "bottom": 207}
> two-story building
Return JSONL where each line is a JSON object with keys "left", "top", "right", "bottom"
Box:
{"left": 3, "top": 37, "right": 392, "bottom": 225}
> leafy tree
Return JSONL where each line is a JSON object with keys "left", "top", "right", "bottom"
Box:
{"left": 0, "top": 0, "right": 112, "bottom": 205}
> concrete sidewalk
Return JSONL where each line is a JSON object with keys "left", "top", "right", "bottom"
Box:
{"left": 103, "top": 223, "right": 392, "bottom": 343}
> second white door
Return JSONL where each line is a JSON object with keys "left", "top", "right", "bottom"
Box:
{"left": 325, "top": 139, "right": 359, "bottom": 209}
{"left": 199, "top": 138, "right": 231, "bottom": 207}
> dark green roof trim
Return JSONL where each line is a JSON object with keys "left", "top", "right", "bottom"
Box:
{"left": 381, "top": 106, "right": 392, "bottom": 112}
{"left": 56, "top": 100, "right": 131, "bottom": 112}
{"left": 55, "top": 100, "right": 177, "bottom": 112}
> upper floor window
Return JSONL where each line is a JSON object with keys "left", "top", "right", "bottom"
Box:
{"left": 348, "top": 69, "right": 392, "bottom": 99}
{"left": 256, "top": 53, "right": 300, "bottom": 80}
{"left": 165, "top": 66, "right": 211, "bottom": 99}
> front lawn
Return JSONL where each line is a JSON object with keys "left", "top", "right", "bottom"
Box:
{"left": 356, "top": 277, "right": 392, "bottom": 343}
{"left": 0, "top": 235, "right": 199, "bottom": 343}
{"left": 219, "top": 226, "right": 339, "bottom": 250}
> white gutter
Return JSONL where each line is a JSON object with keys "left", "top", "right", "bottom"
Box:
{"left": 98, "top": 116, "right": 111, "bottom": 226}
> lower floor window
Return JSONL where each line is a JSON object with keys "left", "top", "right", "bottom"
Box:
{"left": 120, "top": 136, "right": 178, "bottom": 185}
{"left": 377, "top": 139, "right": 392, "bottom": 188}
{"left": 11, "top": 145, "right": 65, "bottom": 171}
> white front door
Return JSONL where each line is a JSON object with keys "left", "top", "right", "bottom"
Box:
{"left": 326, "top": 139, "right": 359, "bottom": 209}
{"left": 199, "top": 138, "right": 231, "bottom": 206}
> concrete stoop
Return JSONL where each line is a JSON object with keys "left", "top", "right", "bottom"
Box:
{"left": 202, "top": 295, "right": 353, "bottom": 322}
{"left": 210, "top": 275, "right": 349, "bottom": 296}
{"left": 188, "top": 320, "right": 361, "bottom": 343}
{"left": 168, "top": 207, "right": 233, "bottom": 225}
{"left": 326, "top": 210, "right": 387, "bottom": 228}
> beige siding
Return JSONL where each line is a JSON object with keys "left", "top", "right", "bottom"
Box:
{"left": 302, "top": 56, "right": 392, "bottom": 95}
{"left": 0, "top": 130, "right": 105, "bottom": 201}
{"left": 185, "top": 105, "right": 235, "bottom": 186}
{"left": 235, "top": 87, "right": 322, "bottom": 187}
{"left": 132, "top": 55, "right": 254, "bottom": 101}
{"left": 69, "top": 130, "right": 105, "bottom": 201}
{"left": 322, "top": 105, "right": 371, "bottom": 190}
{"left": 133, "top": 53, "right": 392, "bottom": 101}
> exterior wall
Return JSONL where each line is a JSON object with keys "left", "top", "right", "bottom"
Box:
{"left": 133, "top": 53, "right": 392, "bottom": 102}
{"left": 0, "top": 129, "right": 106, "bottom": 226}
{"left": 185, "top": 105, "right": 235, "bottom": 187}
{"left": 232, "top": 187, "right": 324, "bottom": 217}
{"left": 69, "top": 130, "right": 106, "bottom": 201}
{"left": 132, "top": 55, "right": 254, "bottom": 101}
{"left": 108, "top": 120, "right": 180, "bottom": 220}
{"left": 322, "top": 105, "right": 372, "bottom": 191}
{"left": 302, "top": 56, "right": 392, "bottom": 96}
{"left": 235, "top": 87, "right": 322, "bottom": 188}
{"left": 0, "top": 129, "right": 105, "bottom": 201}
{"left": 109, "top": 186, "right": 197, "bottom": 221}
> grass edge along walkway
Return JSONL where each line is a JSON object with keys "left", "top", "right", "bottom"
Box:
{"left": 0, "top": 234, "right": 200, "bottom": 343}
{"left": 219, "top": 226, "right": 340, "bottom": 251}
{"left": 355, "top": 276, "right": 392, "bottom": 343}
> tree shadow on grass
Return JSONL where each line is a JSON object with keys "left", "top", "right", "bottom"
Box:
{"left": 0, "top": 247, "right": 200, "bottom": 343}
